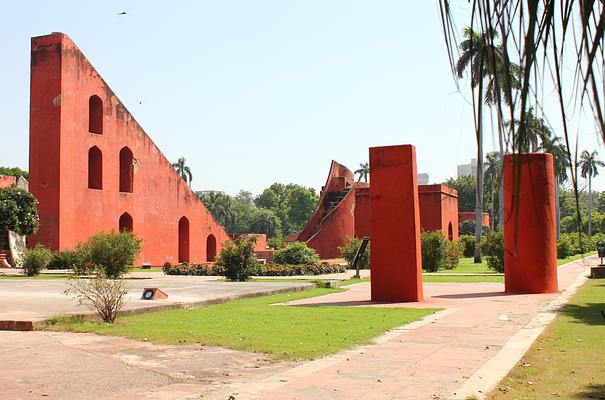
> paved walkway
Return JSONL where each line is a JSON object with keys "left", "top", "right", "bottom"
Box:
{"left": 0, "top": 275, "right": 313, "bottom": 325}
{"left": 0, "top": 257, "right": 594, "bottom": 399}
{"left": 204, "top": 255, "right": 595, "bottom": 400}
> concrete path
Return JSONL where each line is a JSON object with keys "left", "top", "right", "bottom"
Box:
{"left": 0, "top": 257, "right": 594, "bottom": 399}
{"left": 0, "top": 275, "right": 313, "bottom": 325}
{"left": 204, "top": 255, "right": 595, "bottom": 400}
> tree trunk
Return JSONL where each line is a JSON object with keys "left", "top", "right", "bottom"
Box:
{"left": 474, "top": 130, "right": 484, "bottom": 263}
{"left": 496, "top": 107, "right": 504, "bottom": 229}
{"left": 555, "top": 177, "right": 561, "bottom": 239}
{"left": 588, "top": 176, "right": 593, "bottom": 237}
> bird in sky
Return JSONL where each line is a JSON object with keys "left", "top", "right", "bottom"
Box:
{"left": 117, "top": 11, "right": 127, "bottom": 16}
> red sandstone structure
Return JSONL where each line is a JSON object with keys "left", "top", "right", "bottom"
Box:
{"left": 297, "top": 162, "right": 458, "bottom": 259}
{"left": 503, "top": 153, "right": 558, "bottom": 293}
{"left": 28, "top": 33, "right": 229, "bottom": 266}
{"left": 458, "top": 211, "right": 490, "bottom": 228}
{"left": 370, "top": 145, "right": 423, "bottom": 302}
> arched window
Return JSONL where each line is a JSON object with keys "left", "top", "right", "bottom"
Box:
{"left": 206, "top": 234, "right": 217, "bottom": 262}
{"left": 89, "top": 95, "right": 103, "bottom": 134}
{"left": 448, "top": 222, "right": 453, "bottom": 241}
{"left": 88, "top": 146, "right": 103, "bottom": 189}
{"left": 178, "top": 217, "right": 190, "bottom": 263}
{"left": 119, "top": 147, "right": 134, "bottom": 193}
{"left": 119, "top": 212, "right": 133, "bottom": 232}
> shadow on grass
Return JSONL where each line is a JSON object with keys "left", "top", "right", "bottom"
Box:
{"left": 573, "top": 383, "right": 605, "bottom": 399}
{"left": 559, "top": 303, "right": 605, "bottom": 326}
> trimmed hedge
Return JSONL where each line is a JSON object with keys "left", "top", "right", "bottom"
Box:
{"left": 162, "top": 262, "right": 346, "bottom": 276}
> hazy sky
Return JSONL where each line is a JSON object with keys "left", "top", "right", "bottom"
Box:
{"left": 1, "top": 1, "right": 603, "bottom": 194}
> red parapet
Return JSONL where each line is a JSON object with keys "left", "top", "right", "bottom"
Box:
{"left": 369, "top": 145, "right": 423, "bottom": 302}
{"left": 504, "top": 153, "right": 558, "bottom": 293}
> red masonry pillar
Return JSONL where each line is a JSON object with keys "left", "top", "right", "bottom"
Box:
{"left": 504, "top": 153, "right": 558, "bottom": 293}
{"left": 370, "top": 145, "right": 423, "bottom": 302}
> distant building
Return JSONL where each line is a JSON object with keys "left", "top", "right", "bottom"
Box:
{"left": 418, "top": 173, "right": 429, "bottom": 185}
{"left": 457, "top": 158, "right": 477, "bottom": 177}
{"left": 195, "top": 190, "right": 225, "bottom": 197}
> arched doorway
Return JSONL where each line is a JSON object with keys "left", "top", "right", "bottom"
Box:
{"left": 206, "top": 234, "right": 217, "bottom": 262}
{"left": 89, "top": 95, "right": 103, "bottom": 134}
{"left": 178, "top": 217, "right": 190, "bottom": 263}
{"left": 119, "top": 212, "right": 133, "bottom": 232}
{"left": 448, "top": 222, "right": 453, "bottom": 241}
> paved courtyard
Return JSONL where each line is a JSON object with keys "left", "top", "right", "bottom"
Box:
{"left": 0, "top": 256, "right": 595, "bottom": 399}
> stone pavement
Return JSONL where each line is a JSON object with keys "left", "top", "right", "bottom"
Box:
{"left": 0, "top": 275, "right": 314, "bottom": 326}
{"left": 0, "top": 257, "right": 594, "bottom": 399}
{"left": 204, "top": 255, "right": 595, "bottom": 400}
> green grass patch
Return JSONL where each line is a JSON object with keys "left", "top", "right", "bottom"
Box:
{"left": 487, "top": 278, "right": 605, "bottom": 400}
{"left": 41, "top": 288, "right": 439, "bottom": 360}
{"left": 557, "top": 251, "right": 595, "bottom": 266}
{"left": 439, "top": 257, "right": 493, "bottom": 274}
{"left": 0, "top": 274, "right": 69, "bottom": 280}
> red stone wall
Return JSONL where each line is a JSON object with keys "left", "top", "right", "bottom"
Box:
{"left": 458, "top": 211, "right": 490, "bottom": 227}
{"left": 0, "top": 176, "right": 17, "bottom": 190}
{"left": 29, "top": 33, "right": 229, "bottom": 266}
{"left": 503, "top": 153, "right": 558, "bottom": 293}
{"left": 418, "top": 184, "right": 459, "bottom": 240}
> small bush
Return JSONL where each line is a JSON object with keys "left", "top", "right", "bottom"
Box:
{"left": 215, "top": 235, "right": 260, "bottom": 281}
{"left": 64, "top": 271, "right": 128, "bottom": 323}
{"left": 163, "top": 263, "right": 220, "bottom": 276}
{"left": 440, "top": 240, "right": 461, "bottom": 270}
{"left": 459, "top": 234, "right": 476, "bottom": 258}
{"left": 21, "top": 244, "right": 53, "bottom": 276}
{"left": 267, "top": 236, "right": 284, "bottom": 249}
{"left": 274, "top": 242, "right": 320, "bottom": 265}
{"left": 87, "top": 231, "right": 142, "bottom": 279}
{"left": 421, "top": 231, "right": 446, "bottom": 272}
{"left": 259, "top": 263, "right": 346, "bottom": 276}
{"left": 556, "top": 235, "right": 573, "bottom": 259}
{"left": 338, "top": 236, "right": 370, "bottom": 269}
{"left": 48, "top": 245, "right": 91, "bottom": 273}
{"left": 459, "top": 220, "right": 490, "bottom": 236}
{"left": 481, "top": 230, "right": 504, "bottom": 273}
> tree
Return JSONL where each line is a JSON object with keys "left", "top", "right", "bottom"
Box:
{"left": 539, "top": 135, "right": 570, "bottom": 238}
{"left": 354, "top": 162, "right": 369, "bottom": 183}
{"left": 0, "top": 186, "right": 39, "bottom": 236}
{"left": 283, "top": 186, "right": 319, "bottom": 232}
{"left": 0, "top": 167, "right": 28, "bottom": 180}
{"left": 483, "top": 152, "right": 501, "bottom": 230}
{"left": 199, "top": 192, "right": 235, "bottom": 231}
{"left": 171, "top": 157, "right": 192, "bottom": 186}
{"left": 456, "top": 26, "right": 522, "bottom": 260}
{"left": 505, "top": 107, "right": 552, "bottom": 152}
{"left": 444, "top": 176, "right": 476, "bottom": 212}
{"left": 250, "top": 209, "right": 281, "bottom": 238}
{"left": 579, "top": 150, "right": 604, "bottom": 237}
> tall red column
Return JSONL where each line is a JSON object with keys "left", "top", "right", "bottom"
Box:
{"left": 370, "top": 145, "right": 423, "bottom": 302}
{"left": 504, "top": 153, "right": 558, "bottom": 293}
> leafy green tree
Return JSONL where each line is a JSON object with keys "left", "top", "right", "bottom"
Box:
{"left": 199, "top": 192, "right": 235, "bottom": 230}
{"left": 171, "top": 157, "right": 192, "bottom": 186}
{"left": 250, "top": 209, "right": 281, "bottom": 238}
{"left": 505, "top": 107, "right": 552, "bottom": 152}
{"left": 354, "top": 162, "right": 369, "bottom": 183}
{"left": 0, "top": 167, "right": 28, "bottom": 180}
{"left": 0, "top": 186, "right": 39, "bottom": 236}
{"left": 579, "top": 150, "right": 605, "bottom": 237}
{"left": 539, "top": 135, "right": 570, "bottom": 238}
{"left": 483, "top": 152, "right": 501, "bottom": 230}
{"left": 444, "top": 176, "right": 476, "bottom": 212}
{"left": 283, "top": 186, "right": 319, "bottom": 232}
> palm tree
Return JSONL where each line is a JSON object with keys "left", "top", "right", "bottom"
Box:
{"left": 539, "top": 136, "right": 570, "bottom": 239}
{"left": 457, "top": 27, "right": 522, "bottom": 235}
{"left": 506, "top": 108, "right": 552, "bottom": 152}
{"left": 354, "top": 162, "right": 369, "bottom": 183}
{"left": 579, "top": 150, "right": 604, "bottom": 237}
{"left": 172, "top": 157, "right": 192, "bottom": 186}
{"left": 484, "top": 152, "right": 501, "bottom": 231}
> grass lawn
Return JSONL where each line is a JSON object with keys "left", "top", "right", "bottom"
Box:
{"left": 0, "top": 274, "right": 70, "bottom": 280}
{"left": 486, "top": 278, "right": 605, "bottom": 400}
{"left": 41, "top": 288, "right": 440, "bottom": 360}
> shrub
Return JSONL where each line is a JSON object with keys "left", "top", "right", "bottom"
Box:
{"left": 64, "top": 271, "right": 128, "bottom": 323}
{"left": 21, "top": 244, "right": 53, "bottom": 276}
{"left": 259, "top": 263, "right": 346, "bottom": 276}
{"left": 459, "top": 234, "right": 476, "bottom": 258}
{"left": 440, "top": 240, "right": 460, "bottom": 270}
{"left": 338, "top": 236, "right": 370, "bottom": 269}
{"left": 86, "top": 231, "right": 142, "bottom": 279}
{"left": 459, "top": 220, "right": 490, "bottom": 236}
{"left": 0, "top": 186, "right": 39, "bottom": 236}
{"left": 163, "top": 263, "right": 220, "bottom": 276}
{"left": 556, "top": 235, "right": 573, "bottom": 259}
{"left": 421, "top": 231, "right": 446, "bottom": 272}
{"left": 267, "top": 236, "right": 284, "bottom": 249}
{"left": 215, "top": 235, "right": 260, "bottom": 281}
{"left": 480, "top": 230, "right": 504, "bottom": 273}
{"left": 48, "top": 245, "right": 92, "bottom": 273}
{"left": 274, "top": 242, "right": 320, "bottom": 265}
